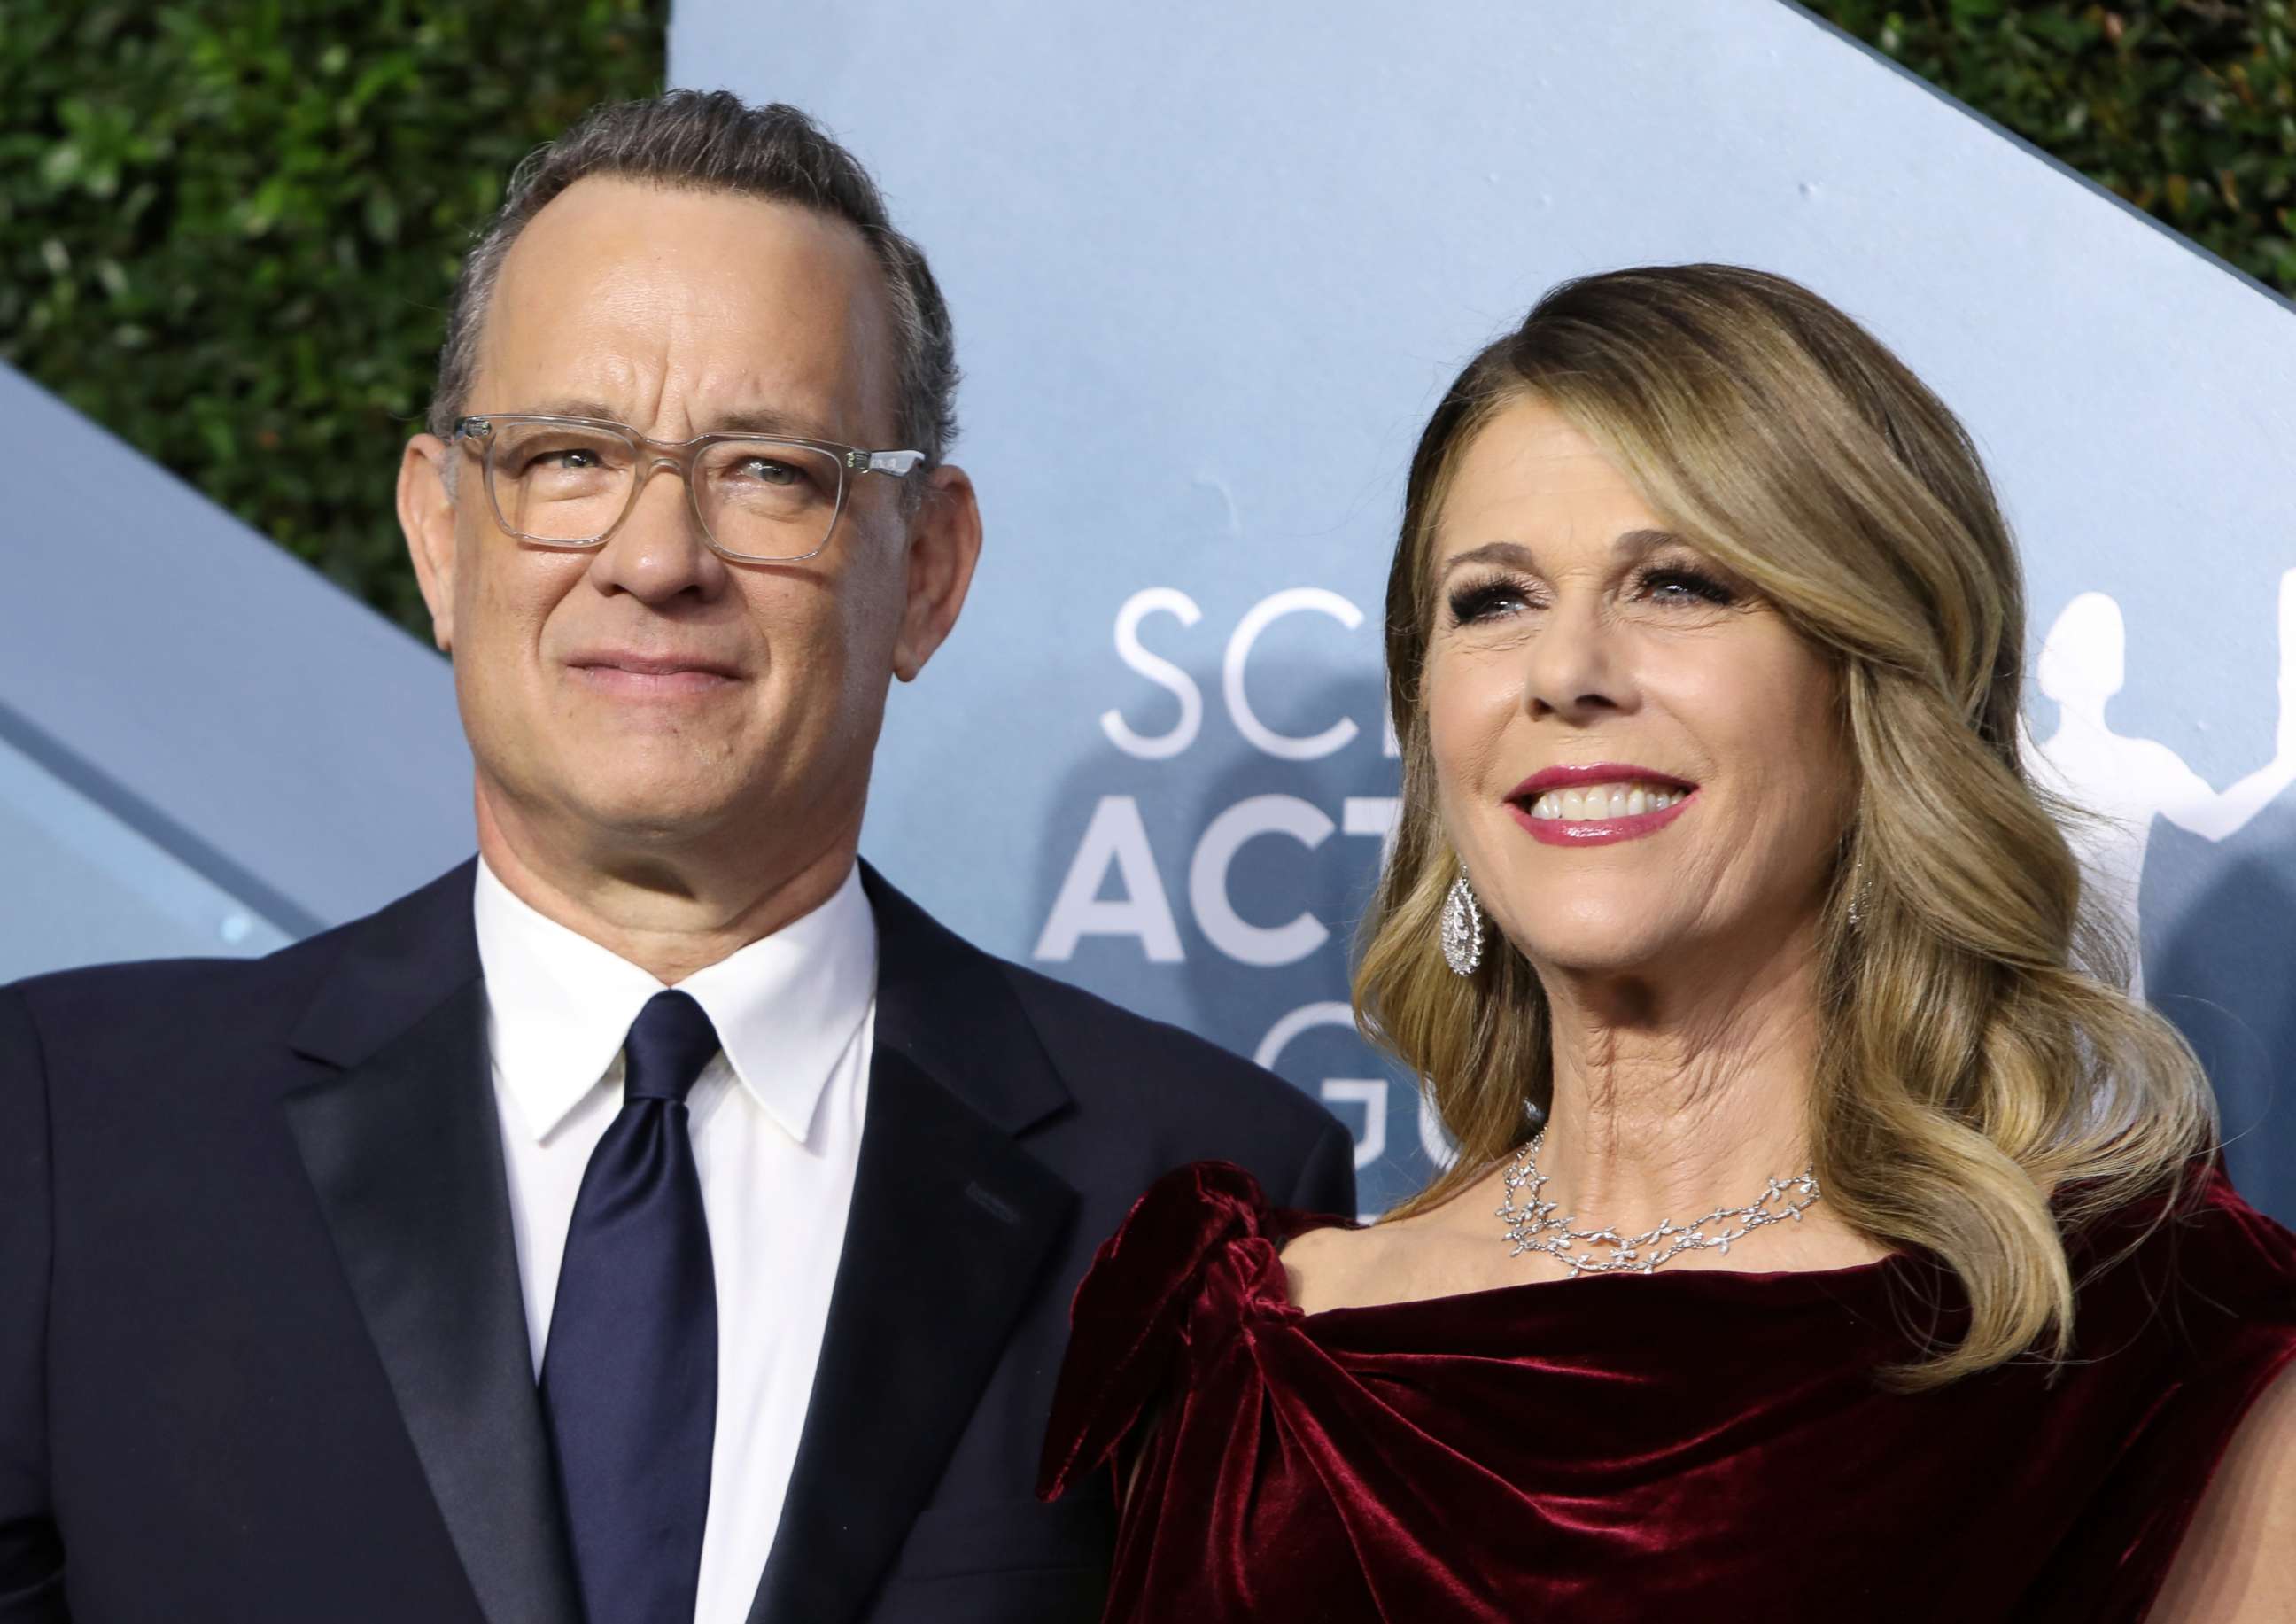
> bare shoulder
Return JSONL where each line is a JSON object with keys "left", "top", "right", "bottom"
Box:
{"left": 1277, "top": 1221, "right": 1393, "bottom": 1317}
{"left": 2146, "top": 1358, "right": 2296, "bottom": 1621}
{"left": 1281, "top": 1164, "right": 1516, "bottom": 1316}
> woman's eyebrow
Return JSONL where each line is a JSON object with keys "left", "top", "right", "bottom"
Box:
{"left": 1439, "top": 540, "right": 1538, "bottom": 577}
{"left": 1613, "top": 526, "right": 1691, "bottom": 560}
{"left": 1439, "top": 529, "right": 1690, "bottom": 578}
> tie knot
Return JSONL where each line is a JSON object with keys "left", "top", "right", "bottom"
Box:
{"left": 623, "top": 991, "right": 720, "bottom": 1104}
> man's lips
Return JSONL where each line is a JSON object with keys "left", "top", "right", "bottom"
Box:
{"left": 565, "top": 652, "right": 743, "bottom": 694}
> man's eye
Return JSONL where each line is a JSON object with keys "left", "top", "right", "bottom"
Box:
{"left": 734, "top": 456, "right": 803, "bottom": 486}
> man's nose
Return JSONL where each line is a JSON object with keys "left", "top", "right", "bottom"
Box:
{"left": 586, "top": 457, "right": 725, "bottom": 603}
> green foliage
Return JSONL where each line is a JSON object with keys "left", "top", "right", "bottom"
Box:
{"left": 1805, "top": 0, "right": 2296, "bottom": 296}
{"left": 3, "top": 4, "right": 2287, "bottom": 633}
{"left": 0, "top": 1, "right": 664, "bottom": 634}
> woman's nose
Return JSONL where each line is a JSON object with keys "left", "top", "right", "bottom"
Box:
{"left": 1521, "top": 598, "right": 1628, "bottom": 719}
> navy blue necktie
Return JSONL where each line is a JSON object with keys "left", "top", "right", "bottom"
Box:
{"left": 542, "top": 990, "right": 721, "bottom": 1624}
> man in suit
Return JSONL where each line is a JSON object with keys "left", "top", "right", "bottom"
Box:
{"left": 0, "top": 90, "right": 1354, "bottom": 1624}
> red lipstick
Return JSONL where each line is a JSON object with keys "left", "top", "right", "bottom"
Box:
{"left": 1505, "top": 764, "right": 1698, "bottom": 849}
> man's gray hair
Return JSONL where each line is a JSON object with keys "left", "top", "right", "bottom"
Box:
{"left": 428, "top": 90, "right": 958, "bottom": 467}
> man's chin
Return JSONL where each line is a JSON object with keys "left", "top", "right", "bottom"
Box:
{"left": 499, "top": 765, "right": 764, "bottom": 853}
{"left": 569, "top": 792, "right": 751, "bottom": 848}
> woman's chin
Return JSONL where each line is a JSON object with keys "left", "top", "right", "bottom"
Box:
{"left": 1515, "top": 933, "right": 1681, "bottom": 982}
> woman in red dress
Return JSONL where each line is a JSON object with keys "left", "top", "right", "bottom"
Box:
{"left": 1038, "top": 264, "right": 2296, "bottom": 1622}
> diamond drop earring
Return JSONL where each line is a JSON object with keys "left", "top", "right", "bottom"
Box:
{"left": 1441, "top": 873, "right": 1485, "bottom": 976}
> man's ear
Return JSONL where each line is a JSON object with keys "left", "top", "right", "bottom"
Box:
{"left": 891, "top": 462, "right": 984, "bottom": 683}
{"left": 399, "top": 433, "right": 460, "bottom": 653}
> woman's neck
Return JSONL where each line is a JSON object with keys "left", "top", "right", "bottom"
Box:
{"left": 1530, "top": 928, "right": 1826, "bottom": 1239}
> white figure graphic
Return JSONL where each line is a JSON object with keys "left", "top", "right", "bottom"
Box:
{"left": 2023, "top": 572, "right": 2296, "bottom": 998}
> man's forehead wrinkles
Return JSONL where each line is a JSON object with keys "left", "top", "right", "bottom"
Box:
{"left": 497, "top": 341, "right": 849, "bottom": 437}
{"left": 475, "top": 194, "right": 894, "bottom": 448}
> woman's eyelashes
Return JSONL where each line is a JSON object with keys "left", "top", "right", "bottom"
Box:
{"left": 1447, "top": 576, "right": 1537, "bottom": 626}
{"left": 1445, "top": 561, "right": 1738, "bottom": 628}
{"left": 1637, "top": 563, "right": 1737, "bottom": 607}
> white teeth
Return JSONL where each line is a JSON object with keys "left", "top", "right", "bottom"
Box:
{"left": 1523, "top": 781, "right": 1689, "bottom": 823}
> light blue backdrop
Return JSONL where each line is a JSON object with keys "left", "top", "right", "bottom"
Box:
{"left": 673, "top": 0, "right": 2296, "bottom": 1219}
{"left": 0, "top": 365, "right": 471, "bottom": 985}
{"left": 5, "top": 4, "right": 2287, "bottom": 1229}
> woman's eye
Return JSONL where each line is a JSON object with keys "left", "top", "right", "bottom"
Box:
{"left": 1641, "top": 566, "right": 1735, "bottom": 607}
{"left": 1447, "top": 579, "right": 1532, "bottom": 626}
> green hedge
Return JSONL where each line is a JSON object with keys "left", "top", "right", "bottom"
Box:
{"left": 1806, "top": 1, "right": 2296, "bottom": 294}
{"left": 2, "top": 3, "right": 2286, "bottom": 636}
{"left": 0, "top": 2, "right": 664, "bottom": 634}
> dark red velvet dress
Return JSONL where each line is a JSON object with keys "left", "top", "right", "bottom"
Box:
{"left": 1038, "top": 1160, "right": 2296, "bottom": 1623}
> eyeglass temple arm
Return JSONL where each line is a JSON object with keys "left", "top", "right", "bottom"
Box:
{"left": 846, "top": 448, "right": 927, "bottom": 477}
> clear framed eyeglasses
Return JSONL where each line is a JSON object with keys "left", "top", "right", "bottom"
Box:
{"left": 449, "top": 414, "right": 926, "bottom": 563}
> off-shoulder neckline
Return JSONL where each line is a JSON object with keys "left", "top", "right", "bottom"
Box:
{"left": 1267, "top": 1206, "right": 1915, "bottom": 1324}
{"left": 1152, "top": 1155, "right": 2259, "bottom": 1328}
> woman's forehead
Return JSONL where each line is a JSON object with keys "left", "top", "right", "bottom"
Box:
{"left": 1434, "top": 400, "right": 1661, "bottom": 564}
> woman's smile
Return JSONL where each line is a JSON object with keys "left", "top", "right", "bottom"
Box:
{"left": 1503, "top": 762, "right": 1701, "bottom": 847}
{"left": 1509, "top": 782, "right": 1698, "bottom": 846}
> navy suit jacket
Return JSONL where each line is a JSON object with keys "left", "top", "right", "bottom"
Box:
{"left": 0, "top": 859, "right": 1355, "bottom": 1623}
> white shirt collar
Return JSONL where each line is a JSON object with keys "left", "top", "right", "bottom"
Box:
{"left": 472, "top": 857, "right": 878, "bottom": 1146}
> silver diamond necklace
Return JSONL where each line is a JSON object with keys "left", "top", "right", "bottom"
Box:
{"left": 1496, "top": 1130, "right": 1821, "bottom": 1277}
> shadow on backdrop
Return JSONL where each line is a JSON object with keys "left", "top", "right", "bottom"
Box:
{"left": 2148, "top": 823, "right": 2296, "bottom": 1224}
{"left": 1028, "top": 664, "right": 1436, "bottom": 1216}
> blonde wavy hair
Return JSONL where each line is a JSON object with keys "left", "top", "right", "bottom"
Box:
{"left": 1356, "top": 264, "right": 2215, "bottom": 1386}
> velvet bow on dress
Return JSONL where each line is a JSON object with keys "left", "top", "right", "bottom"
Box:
{"left": 1040, "top": 1160, "right": 2296, "bottom": 1624}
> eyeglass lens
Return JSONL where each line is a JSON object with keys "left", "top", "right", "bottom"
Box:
{"left": 481, "top": 421, "right": 845, "bottom": 558}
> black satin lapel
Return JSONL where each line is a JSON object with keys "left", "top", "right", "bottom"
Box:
{"left": 748, "top": 1049, "right": 1077, "bottom": 1624}
{"left": 284, "top": 978, "right": 582, "bottom": 1624}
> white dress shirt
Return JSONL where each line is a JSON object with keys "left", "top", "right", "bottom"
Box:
{"left": 473, "top": 858, "right": 877, "bottom": 1624}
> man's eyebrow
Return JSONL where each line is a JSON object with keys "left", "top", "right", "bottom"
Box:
{"left": 517, "top": 398, "right": 845, "bottom": 442}
{"left": 521, "top": 396, "right": 629, "bottom": 425}
{"left": 699, "top": 406, "right": 844, "bottom": 441}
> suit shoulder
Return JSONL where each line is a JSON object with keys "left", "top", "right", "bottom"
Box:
{"left": 5, "top": 929, "right": 347, "bottom": 1050}
{"left": 4, "top": 860, "right": 475, "bottom": 1053}
{"left": 8, "top": 923, "right": 350, "bottom": 1010}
